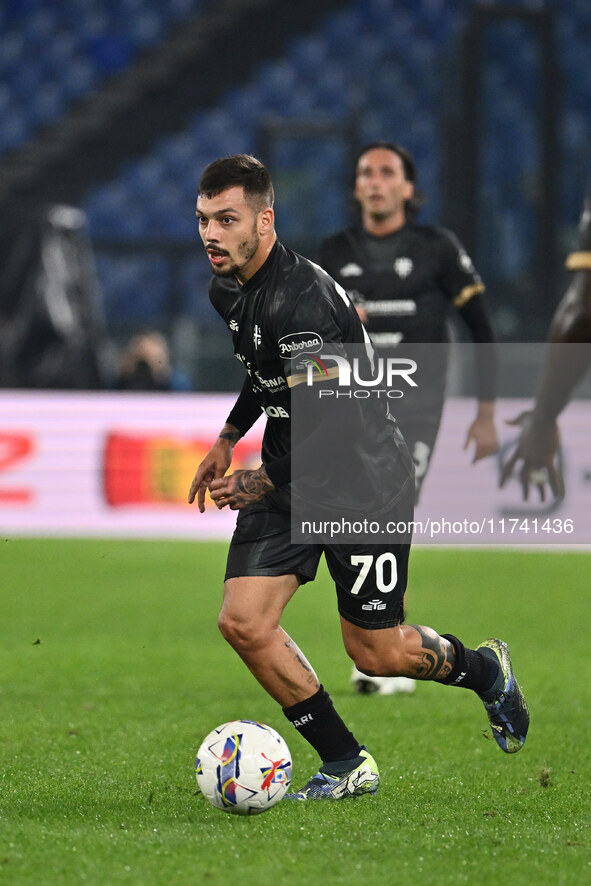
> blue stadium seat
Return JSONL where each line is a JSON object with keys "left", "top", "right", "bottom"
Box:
{"left": 95, "top": 253, "right": 170, "bottom": 323}
{"left": 321, "top": 8, "right": 360, "bottom": 52}
{"left": 61, "top": 0, "right": 590, "bottom": 334}
{"left": 0, "top": 0, "right": 205, "bottom": 157}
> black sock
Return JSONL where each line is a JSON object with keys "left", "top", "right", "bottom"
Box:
{"left": 438, "top": 634, "right": 500, "bottom": 694}
{"left": 282, "top": 685, "right": 361, "bottom": 764}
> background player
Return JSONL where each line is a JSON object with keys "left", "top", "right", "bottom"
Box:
{"left": 188, "top": 154, "right": 529, "bottom": 800}
{"left": 320, "top": 141, "right": 499, "bottom": 495}
{"left": 500, "top": 190, "right": 591, "bottom": 500}
{"left": 320, "top": 141, "right": 499, "bottom": 696}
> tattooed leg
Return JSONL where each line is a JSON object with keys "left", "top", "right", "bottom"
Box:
{"left": 342, "top": 621, "right": 490, "bottom": 691}
{"left": 405, "top": 625, "right": 455, "bottom": 681}
{"left": 231, "top": 624, "right": 320, "bottom": 705}
{"left": 282, "top": 634, "right": 321, "bottom": 692}
{"left": 218, "top": 575, "right": 319, "bottom": 707}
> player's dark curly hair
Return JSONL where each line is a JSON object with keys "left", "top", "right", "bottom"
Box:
{"left": 198, "top": 154, "right": 275, "bottom": 209}
{"left": 353, "top": 142, "right": 424, "bottom": 220}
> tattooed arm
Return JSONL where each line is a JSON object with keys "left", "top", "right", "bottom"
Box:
{"left": 189, "top": 377, "right": 265, "bottom": 511}
{"left": 208, "top": 466, "right": 275, "bottom": 510}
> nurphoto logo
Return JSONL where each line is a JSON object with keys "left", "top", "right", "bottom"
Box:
{"left": 305, "top": 354, "right": 418, "bottom": 388}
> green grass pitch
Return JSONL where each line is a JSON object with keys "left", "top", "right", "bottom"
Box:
{"left": 1, "top": 539, "right": 590, "bottom": 885}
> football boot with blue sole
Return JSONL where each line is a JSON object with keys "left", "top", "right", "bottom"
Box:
{"left": 477, "top": 638, "right": 530, "bottom": 753}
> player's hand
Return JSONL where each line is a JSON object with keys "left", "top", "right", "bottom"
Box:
{"left": 499, "top": 411, "right": 564, "bottom": 502}
{"left": 463, "top": 415, "right": 499, "bottom": 463}
{"left": 209, "top": 467, "right": 274, "bottom": 510}
{"left": 188, "top": 437, "right": 235, "bottom": 513}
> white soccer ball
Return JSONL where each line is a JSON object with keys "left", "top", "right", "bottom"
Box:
{"left": 195, "top": 720, "right": 292, "bottom": 815}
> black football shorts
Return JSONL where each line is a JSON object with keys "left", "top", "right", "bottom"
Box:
{"left": 224, "top": 486, "right": 411, "bottom": 630}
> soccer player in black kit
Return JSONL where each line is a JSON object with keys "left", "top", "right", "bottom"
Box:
{"left": 188, "top": 154, "right": 529, "bottom": 800}
{"left": 320, "top": 142, "right": 499, "bottom": 696}
{"left": 320, "top": 142, "right": 499, "bottom": 499}
{"left": 500, "top": 188, "right": 591, "bottom": 500}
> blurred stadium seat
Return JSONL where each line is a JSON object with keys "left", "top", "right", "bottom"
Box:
{"left": 1, "top": 0, "right": 590, "bottom": 382}
{"left": 0, "top": 0, "right": 204, "bottom": 156}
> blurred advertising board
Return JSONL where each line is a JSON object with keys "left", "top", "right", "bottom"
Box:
{"left": 0, "top": 391, "right": 261, "bottom": 538}
{"left": 0, "top": 392, "right": 590, "bottom": 545}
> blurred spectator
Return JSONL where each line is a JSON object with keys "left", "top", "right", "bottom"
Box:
{"left": 0, "top": 204, "right": 107, "bottom": 389}
{"left": 116, "top": 330, "right": 192, "bottom": 391}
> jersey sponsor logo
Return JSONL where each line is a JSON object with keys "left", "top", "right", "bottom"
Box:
{"left": 364, "top": 299, "right": 416, "bottom": 316}
{"left": 264, "top": 405, "right": 290, "bottom": 418}
{"left": 361, "top": 599, "right": 387, "bottom": 611}
{"left": 229, "top": 319, "right": 239, "bottom": 332}
{"left": 235, "top": 352, "right": 287, "bottom": 393}
{"left": 253, "top": 325, "right": 262, "bottom": 348}
{"left": 370, "top": 332, "right": 405, "bottom": 346}
{"left": 254, "top": 371, "right": 288, "bottom": 392}
{"left": 339, "top": 262, "right": 363, "bottom": 277}
{"left": 394, "top": 257, "right": 413, "bottom": 278}
{"left": 278, "top": 331, "right": 324, "bottom": 356}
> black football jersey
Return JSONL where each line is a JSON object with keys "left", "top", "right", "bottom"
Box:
{"left": 319, "top": 224, "right": 485, "bottom": 346}
{"left": 209, "top": 240, "right": 413, "bottom": 510}
{"left": 566, "top": 190, "right": 591, "bottom": 271}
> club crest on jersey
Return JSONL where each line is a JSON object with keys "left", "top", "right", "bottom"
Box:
{"left": 278, "top": 331, "right": 324, "bottom": 356}
{"left": 229, "top": 319, "right": 239, "bottom": 332}
{"left": 393, "top": 257, "right": 413, "bottom": 278}
{"left": 339, "top": 262, "right": 363, "bottom": 277}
